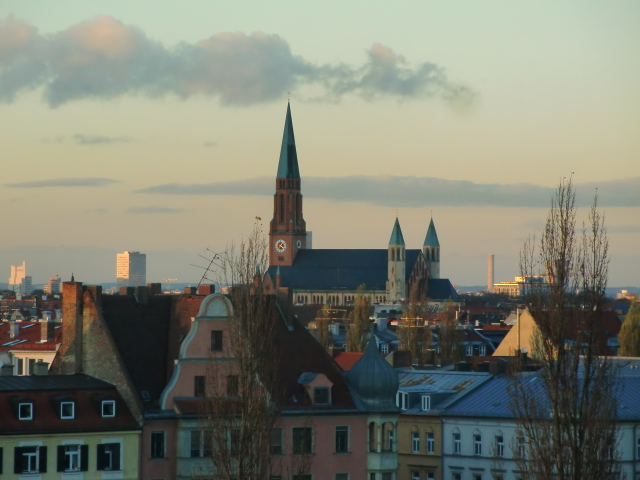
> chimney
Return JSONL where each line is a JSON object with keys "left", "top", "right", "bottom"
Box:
{"left": 85, "top": 285, "right": 102, "bottom": 309}
{"left": 184, "top": 286, "right": 197, "bottom": 295}
{"left": 61, "top": 281, "right": 84, "bottom": 374}
{"left": 9, "top": 321, "right": 19, "bottom": 338}
{"left": 488, "top": 254, "right": 495, "bottom": 293}
{"left": 40, "top": 317, "right": 55, "bottom": 343}
{"left": 119, "top": 286, "right": 135, "bottom": 296}
{"left": 54, "top": 309, "right": 62, "bottom": 322}
{"left": 197, "top": 284, "right": 215, "bottom": 296}
{"left": 147, "top": 283, "right": 162, "bottom": 295}
{"left": 0, "top": 364, "right": 14, "bottom": 376}
{"left": 32, "top": 361, "right": 49, "bottom": 376}
{"left": 134, "top": 286, "right": 149, "bottom": 305}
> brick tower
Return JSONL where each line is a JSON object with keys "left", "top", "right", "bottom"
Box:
{"left": 269, "top": 103, "right": 307, "bottom": 267}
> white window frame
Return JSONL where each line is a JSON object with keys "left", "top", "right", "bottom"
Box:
{"left": 380, "top": 343, "right": 389, "bottom": 354}
{"left": 313, "top": 387, "right": 331, "bottom": 405}
{"left": 495, "top": 435, "right": 504, "bottom": 457}
{"left": 473, "top": 433, "right": 482, "bottom": 455}
{"left": 396, "top": 391, "right": 408, "bottom": 410}
{"left": 453, "top": 432, "right": 461, "bottom": 454}
{"left": 23, "top": 446, "right": 40, "bottom": 473}
{"left": 426, "top": 432, "right": 435, "bottom": 453}
{"left": 102, "top": 400, "right": 116, "bottom": 417}
{"left": 411, "top": 431, "right": 420, "bottom": 453}
{"left": 60, "top": 401, "right": 75, "bottom": 419}
{"left": 18, "top": 402, "right": 33, "bottom": 420}
{"left": 422, "top": 395, "right": 431, "bottom": 411}
{"left": 517, "top": 436, "right": 526, "bottom": 458}
{"left": 411, "top": 471, "right": 420, "bottom": 480}
{"left": 64, "top": 444, "right": 81, "bottom": 472}
{"left": 479, "top": 345, "right": 487, "bottom": 356}
{"left": 466, "top": 345, "right": 473, "bottom": 356}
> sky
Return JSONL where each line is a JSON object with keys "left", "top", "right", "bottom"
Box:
{"left": 1, "top": 1, "right": 639, "bottom": 288}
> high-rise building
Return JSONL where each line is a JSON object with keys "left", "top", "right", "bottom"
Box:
{"left": 44, "top": 275, "right": 62, "bottom": 295}
{"left": 8, "top": 261, "right": 33, "bottom": 294}
{"left": 116, "top": 251, "right": 146, "bottom": 287}
{"left": 488, "top": 254, "right": 495, "bottom": 293}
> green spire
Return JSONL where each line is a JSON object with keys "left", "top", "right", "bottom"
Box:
{"left": 276, "top": 102, "right": 300, "bottom": 179}
{"left": 424, "top": 218, "right": 440, "bottom": 246}
{"left": 389, "top": 217, "right": 405, "bottom": 246}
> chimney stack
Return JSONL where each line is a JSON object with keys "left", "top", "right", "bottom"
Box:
{"left": 0, "top": 364, "right": 14, "bottom": 376}
{"left": 9, "top": 321, "right": 19, "bottom": 338}
{"left": 197, "top": 284, "right": 215, "bottom": 296}
{"left": 488, "top": 254, "right": 495, "bottom": 293}
{"left": 61, "top": 281, "right": 84, "bottom": 374}
{"left": 40, "top": 316, "right": 55, "bottom": 343}
{"left": 184, "top": 286, "right": 197, "bottom": 295}
{"left": 32, "top": 361, "right": 49, "bottom": 376}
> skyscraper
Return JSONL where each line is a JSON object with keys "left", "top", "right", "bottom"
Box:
{"left": 116, "top": 251, "right": 146, "bottom": 287}
{"left": 8, "top": 261, "right": 33, "bottom": 294}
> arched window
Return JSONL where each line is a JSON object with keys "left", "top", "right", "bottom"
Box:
{"left": 391, "top": 248, "right": 395, "bottom": 261}
{"left": 396, "top": 248, "right": 400, "bottom": 261}
{"left": 279, "top": 194, "right": 285, "bottom": 223}
{"left": 369, "top": 422, "right": 377, "bottom": 452}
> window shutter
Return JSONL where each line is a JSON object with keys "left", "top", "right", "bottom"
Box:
{"left": 39, "top": 446, "right": 47, "bottom": 473}
{"left": 96, "top": 444, "right": 105, "bottom": 471}
{"left": 80, "top": 445, "right": 88, "bottom": 472}
{"left": 14, "top": 447, "right": 23, "bottom": 474}
{"left": 57, "top": 446, "right": 65, "bottom": 472}
{"left": 113, "top": 443, "right": 121, "bottom": 470}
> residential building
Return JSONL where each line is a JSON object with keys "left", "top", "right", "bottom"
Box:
{"left": 0, "top": 372, "right": 140, "bottom": 479}
{"left": 43, "top": 275, "right": 61, "bottom": 295}
{"left": 0, "top": 317, "right": 61, "bottom": 375}
{"left": 116, "top": 251, "right": 146, "bottom": 287}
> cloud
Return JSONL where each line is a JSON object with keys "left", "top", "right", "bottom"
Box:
{"left": 0, "top": 15, "right": 475, "bottom": 107}
{"left": 203, "top": 141, "right": 218, "bottom": 147}
{"left": 126, "top": 206, "right": 184, "bottom": 214}
{"left": 73, "top": 134, "right": 133, "bottom": 144}
{"left": 5, "top": 177, "right": 119, "bottom": 188}
{"left": 136, "top": 176, "right": 640, "bottom": 208}
{"left": 608, "top": 224, "right": 640, "bottom": 234}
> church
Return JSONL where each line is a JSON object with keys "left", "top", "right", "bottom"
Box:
{"left": 264, "top": 104, "right": 458, "bottom": 306}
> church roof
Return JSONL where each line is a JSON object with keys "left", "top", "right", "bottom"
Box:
{"left": 266, "top": 249, "right": 459, "bottom": 300}
{"left": 389, "top": 217, "right": 405, "bottom": 246}
{"left": 424, "top": 218, "right": 440, "bottom": 246}
{"left": 276, "top": 102, "right": 300, "bottom": 179}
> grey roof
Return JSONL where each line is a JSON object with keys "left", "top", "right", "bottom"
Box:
{"left": 276, "top": 102, "right": 300, "bottom": 179}
{"left": 347, "top": 334, "right": 399, "bottom": 412}
{"left": 423, "top": 218, "right": 440, "bottom": 246}
{"left": 389, "top": 218, "right": 405, "bottom": 246}
{"left": 0, "top": 374, "right": 115, "bottom": 392}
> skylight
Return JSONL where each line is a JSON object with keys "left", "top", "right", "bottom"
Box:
{"left": 2, "top": 339, "right": 28, "bottom": 347}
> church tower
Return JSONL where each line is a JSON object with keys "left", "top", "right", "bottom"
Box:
{"left": 423, "top": 217, "right": 440, "bottom": 279}
{"left": 386, "top": 218, "right": 406, "bottom": 302}
{"left": 269, "top": 103, "right": 307, "bottom": 267}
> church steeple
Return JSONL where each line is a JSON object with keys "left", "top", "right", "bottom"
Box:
{"left": 270, "top": 103, "right": 307, "bottom": 267}
{"left": 389, "top": 217, "right": 405, "bottom": 246}
{"left": 276, "top": 102, "right": 300, "bottom": 179}
{"left": 423, "top": 218, "right": 439, "bottom": 247}
{"left": 423, "top": 217, "right": 440, "bottom": 279}
{"left": 387, "top": 217, "right": 406, "bottom": 302}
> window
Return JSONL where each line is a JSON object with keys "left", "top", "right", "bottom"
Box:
{"left": 57, "top": 445, "right": 88, "bottom": 472}
{"left": 151, "top": 431, "right": 165, "bottom": 458}
{"left": 427, "top": 473, "right": 435, "bottom": 480}
{"left": 18, "top": 402, "right": 33, "bottom": 420}
{"left": 211, "top": 330, "right": 223, "bottom": 351}
{"left": 412, "top": 472, "right": 420, "bottom": 480}
{"left": 335, "top": 426, "right": 349, "bottom": 453}
{"left": 495, "top": 435, "right": 504, "bottom": 457}
{"left": 453, "top": 474, "right": 462, "bottom": 480}
{"left": 194, "top": 376, "right": 206, "bottom": 397}
{"left": 292, "top": 427, "right": 312, "bottom": 454}
{"left": 60, "top": 401, "right": 75, "bottom": 419}
{"left": 479, "top": 345, "right": 487, "bottom": 356}
{"left": 637, "top": 437, "right": 640, "bottom": 459}
{"left": 382, "top": 473, "right": 392, "bottom": 480}
{"left": 314, "top": 387, "right": 330, "bottom": 404}
{"left": 427, "top": 432, "right": 435, "bottom": 453}
{"left": 227, "top": 375, "right": 239, "bottom": 396}
{"left": 396, "top": 391, "right": 408, "bottom": 410}
{"left": 412, "top": 431, "right": 420, "bottom": 453}
{"left": 466, "top": 345, "right": 473, "bottom": 356}
{"left": 422, "top": 395, "right": 431, "bottom": 411}
{"left": 473, "top": 475, "right": 482, "bottom": 480}
{"left": 101, "top": 400, "right": 116, "bottom": 417}
{"left": 370, "top": 474, "right": 376, "bottom": 480}
{"left": 516, "top": 436, "right": 526, "bottom": 458}
{"left": 191, "top": 430, "right": 203, "bottom": 458}
{"left": 97, "top": 443, "right": 121, "bottom": 471}
{"left": 292, "top": 476, "right": 312, "bottom": 480}
{"left": 453, "top": 432, "right": 461, "bottom": 454}
{"left": 380, "top": 343, "right": 389, "bottom": 354}
{"left": 264, "top": 427, "right": 282, "bottom": 456}
{"left": 14, "top": 446, "right": 46, "bottom": 474}
{"left": 473, "top": 433, "right": 482, "bottom": 455}
{"left": 335, "top": 474, "right": 349, "bottom": 480}
{"left": 386, "top": 428, "right": 395, "bottom": 452}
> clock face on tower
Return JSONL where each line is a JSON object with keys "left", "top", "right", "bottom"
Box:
{"left": 296, "top": 240, "right": 302, "bottom": 248}
{"left": 275, "top": 239, "right": 287, "bottom": 253}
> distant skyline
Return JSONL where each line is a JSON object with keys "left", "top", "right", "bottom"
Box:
{"left": 1, "top": 1, "right": 638, "bottom": 286}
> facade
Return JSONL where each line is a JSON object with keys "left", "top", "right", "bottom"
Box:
{"left": 8, "top": 261, "right": 33, "bottom": 294}
{"left": 43, "top": 275, "right": 61, "bottom": 295}
{"left": 264, "top": 104, "right": 457, "bottom": 306}
{"left": 0, "top": 318, "right": 61, "bottom": 375}
{"left": 116, "top": 251, "right": 146, "bottom": 287}
{"left": 0, "top": 373, "right": 140, "bottom": 480}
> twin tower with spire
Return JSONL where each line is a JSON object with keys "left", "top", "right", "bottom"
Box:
{"left": 267, "top": 103, "right": 446, "bottom": 305}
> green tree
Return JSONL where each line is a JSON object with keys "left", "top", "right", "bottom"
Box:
{"left": 619, "top": 300, "right": 640, "bottom": 356}
{"left": 345, "top": 284, "right": 372, "bottom": 352}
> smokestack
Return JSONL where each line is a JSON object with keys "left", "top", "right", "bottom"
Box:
{"left": 488, "top": 254, "right": 495, "bottom": 293}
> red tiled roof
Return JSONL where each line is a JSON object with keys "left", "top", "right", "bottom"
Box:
{"left": 0, "top": 322, "right": 61, "bottom": 352}
{"left": 334, "top": 352, "right": 364, "bottom": 372}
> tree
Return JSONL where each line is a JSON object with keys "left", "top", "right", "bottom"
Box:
{"left": 619, "top": 300, "right": 640, "bottom": 356}
{"left": 345, "top": 284, "right": 372, "bottom": 352}
{"left": 198, "top": 222, "right": 309, "bottom": 480}
{"left": 398, "top": 285, "right": 433, "bottom": 365}
{"left": 311, "top": 303, "right": 333, "bottom": 350}
{"left": 437, "top": 298, "right": 462, "bottom": 362}
{"left": 509, "top": 177, "right": 620, "bottom": 480}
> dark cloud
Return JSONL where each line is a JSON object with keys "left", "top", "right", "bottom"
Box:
{"left": 5, "top": 177, "right": 119, "bottom": 188}
{"left": 136, "top": 176, "right": 640, "bottom": 208}
{"left": 0, "top": 15, "right": 475, "bottom": 107}
{"left": 126, "top": 206, "right": 184, "bottom": 214}
{"left": 73, "top": 134, "right": 133, "bottom": 145}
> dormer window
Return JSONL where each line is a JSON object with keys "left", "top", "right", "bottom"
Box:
{"left": 61, "top": 401, "right": 75, "bottom": 419}
{"left": 421, "top": 395, "right": 431, "bottom": 411}
{"left": 101, "top": 400, "right": 116, "bottom": 418}
{"left": 19, "top": 402, "right": 33, "bottom": 420}
{"left": 396, "top": 391, "right": 408, "bottom": 410}
{"left": 380, "top": 343, "right": 389, "bottom": 354}
{"left": 313, "top": 387, "right": 330, "bottom": 404}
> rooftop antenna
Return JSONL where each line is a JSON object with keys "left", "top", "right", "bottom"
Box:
{"left": 191, "top": 248, "right": 223, "bottom": 289}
